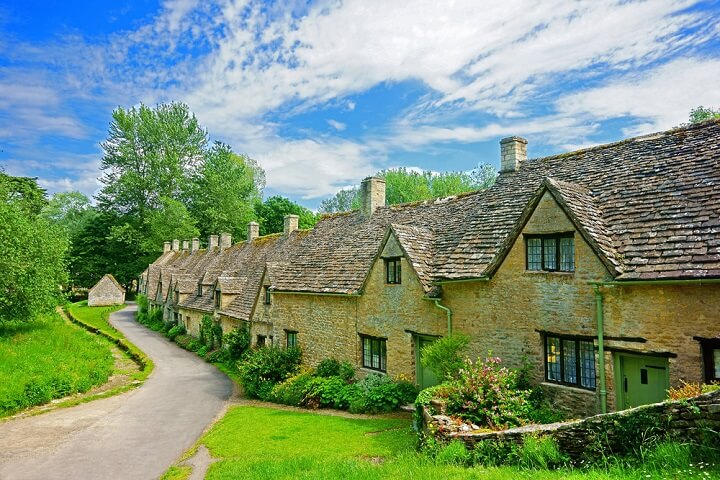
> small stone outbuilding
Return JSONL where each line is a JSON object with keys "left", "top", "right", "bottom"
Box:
{"left": 88, "top": 274, "right": 126, "bottom": 306}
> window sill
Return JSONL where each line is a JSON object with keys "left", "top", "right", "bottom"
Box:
{"left": 524, "top": 270, "right": 575, "bottom": 276}
{"left": 541, "top": 382, "right": 596, "bottom": 394}
{"left": 360, "top": 367, "right": 387, "bottom": 375}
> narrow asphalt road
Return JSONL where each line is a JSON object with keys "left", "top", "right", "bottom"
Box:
{"left": 0, "top": 304, "right": 233, "bottom": 480}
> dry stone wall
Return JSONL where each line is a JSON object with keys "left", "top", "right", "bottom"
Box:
{"left": 423, "top": 389, "right": 720, "bottom": 461}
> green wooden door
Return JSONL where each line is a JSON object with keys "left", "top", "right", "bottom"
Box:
{"left": 415, "top": 336, "right": 439, "bottom": 390}
{"left": 618, "top": 355, "right": 669, "bottom": 410}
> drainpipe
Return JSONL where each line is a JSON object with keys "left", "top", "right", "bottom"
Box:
{"left": 593, "top": 285, "right": 608, "bottom": 414}
{"left": 424, "top": 297, "right": 452, "bottom": 337}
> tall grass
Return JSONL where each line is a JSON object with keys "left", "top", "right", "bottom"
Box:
{"left": 0, "top": 313, "right": 114, "bottom": 417}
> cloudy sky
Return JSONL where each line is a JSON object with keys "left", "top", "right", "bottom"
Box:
{"left": 1, "top": 0, "right": 719, "bottom": 208}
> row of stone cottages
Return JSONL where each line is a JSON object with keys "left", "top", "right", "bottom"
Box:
{"left": 140, "top": 120, "right": 720, "bottom": 417}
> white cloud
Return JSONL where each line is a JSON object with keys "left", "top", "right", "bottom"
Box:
{"left": 250, "top": 137, "right": 378, "bottom": 198}
{"left": 555, "top": 57, "right": 720, "bottom": 134}
{"left": 326, "top": 119, "right": 346, "bottom": 131}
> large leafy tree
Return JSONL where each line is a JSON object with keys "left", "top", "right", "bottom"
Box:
{"left": 90, "top": 102, "right": 266, "bottom": 288}
{"left": 96, "top": 102, "right": 208, "bottom": 220}
{"left": 0, "top": 173, "right": 67, "bottom": 322}
{"left": 254, "top": 196, "right": 317, "bottom": 236}
{"left": 40, "top": 191, "right": 97, "bottom": 241}
{"left": 319, "top": 165, "right": 497, "bottom": 213}
{"left": 190, "top": 142, "right": 265, "bottom": 240}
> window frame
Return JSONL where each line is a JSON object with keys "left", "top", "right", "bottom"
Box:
{"left": 525, "top": 233, "right": 575, "bottom": 272}
{"left": 286, "top": 330, "right": 298, "bottom": 349}
{"left": 256, "top": 334, "right": 266, "bottom": 347}
{"left": 544, "top": 334, "right": 596, "bottom": 390}
{"left": 214, "top": 289, "right": 221, "bottom": 309}
{"left": 385, "top": 257, "right": 402, "bottom": 284}
{"left": 360, "top": 334, "right": 387, "bottom": 372}
{"left": 263, "top": 286, "right": 271, "bottom": 305}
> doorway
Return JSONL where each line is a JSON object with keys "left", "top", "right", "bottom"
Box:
{"left": 414, "top": 335, "right": 440, "bottom": 390}
{"left": 615, "top": 354, "right": 669, "bottom": 410}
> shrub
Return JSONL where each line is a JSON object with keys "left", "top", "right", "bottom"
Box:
{"left": 237, "top": 346, "right": 302, "bottom": 400}
{"left": 224, "top": 326, "right": 251, "bottom": 361}
{"left": 166, "top": 324, "right": 186, "bottom": 341}
{"left": 270, "top": 369, "right": 316, "bottom": 406}
{"left": 199, "top": 315, "right": 223, "bottom": 350}
{"left": 348, "top": 373, "right": 418, "bottom": 414}
{"left": 420, "top": 334, "right": 469, "bottom": 382}
{"left": 316, "top": 358, "right": 342, "bottom": 378}
{"left": 206, "top": 349, "right": 229, "bottom": 363}
{"left": 303, "top": 376, "right": 350, "bottom": 409}
{"left": 668, "top": 381, "right": 702, "bottom": 400}
{"left": 137, "top": 294, "right": 148, "bottom": 314}
{"left": 445, "top": 356, "right": 531, "bottom": 430}
{"left": 197, "top": 345, "right": 209, "bottom": 358}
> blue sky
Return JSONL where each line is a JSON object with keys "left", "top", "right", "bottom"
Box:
{"left": 1, "top": 0, "right": 719, "bottom": 209}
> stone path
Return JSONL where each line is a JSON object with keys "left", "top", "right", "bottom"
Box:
{"left": 0, "top": 305, "right": 233, "bottom": 480}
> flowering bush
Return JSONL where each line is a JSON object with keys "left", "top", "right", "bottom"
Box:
{"left": 445, "top": 356, "right": 531, "bottom": 429}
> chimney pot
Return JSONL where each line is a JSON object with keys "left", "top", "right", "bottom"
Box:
{"left": 283, "top": 215, "right": 299, "bottom": 236}
{"left": 208, "top": 235, "right": 219, "bottom": 249}
{"left": 247, "top": 222, "right": 259, "bottom": 242}
{"left": 191, "top": 237, "right": 200, "bottom": 253}
{"left": 182, "top": 240, "right": 189, "bottom": 251}
{"left": 172, "top": 239, "right": 180, "bottom": 252}
{"left": 220, "top": 232, "right": 232, "bottom": 251}
{"left": 163, "top": 241, "right": 171, "bottom": 253}
{"left": 500, "top": 136, "right": 528, "bottom": 173}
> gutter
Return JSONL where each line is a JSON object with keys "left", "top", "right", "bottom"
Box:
{"left": 589, "top": 278, "right": 720, "bottom": 287}
{"left": 423, "top": 296, "right": 453, "bottom": 335}
{"left": 433, "top": 276, "right": 491, "bottom": 286}
{"left": 272, "top": 290, "right": 362, "bottom": 297}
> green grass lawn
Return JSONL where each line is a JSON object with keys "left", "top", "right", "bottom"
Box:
{"left": 67, "top": 301, "right": 125, "bottom": 339}
{"left": 174, "top": 406, "right": 716, "bottom": 480}
{"left": 0, "top": 313, "right": 115, "bottom": 418}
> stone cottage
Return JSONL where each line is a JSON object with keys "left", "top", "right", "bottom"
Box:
{"left": 88, "top": 274, "right": 126, "bottom": 306}
{"left": 140, "top": 120, "right": 720, "bottom": 417}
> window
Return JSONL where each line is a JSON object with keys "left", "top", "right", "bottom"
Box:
{"left": 545, "top": 335, "right": 596, "bottom": 389}
{"left": 286, "top": 331, "right": 298, "bottom": 348}
{"left": 174, "top": 291, "right": 179, "bottom": 304}
{"left": 385, "top": 258, "right": 401, "bottom": 284}
{"left": 214, "top": 290, "right": 221, "bottom": 309}
{"left": 361, "top": 335, "right": 387, "bottom": 372}
{"left": 526, "top": 234, "right": 575, "bottom": 272}
{"left": 257, "top": 334, "right": 266, "bottom": 347}
{"left": 701, "top": 340, "right": 720, "bottom": 382}
{"left": 196, "top": 284, "right": 202, "bottom": 296}
{"left": 264, "top": 286, "right": 271, "bottom": 305}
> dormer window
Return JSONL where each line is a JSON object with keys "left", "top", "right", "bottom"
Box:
{"left": 214, "top": 289, "right": 221, "bottom": 309}
{"left": 174, "top": 290, "right": 179, "bottom": 304}
{"left": 385, "top": 258, "right": 401, "bottom": 284}
{"left": 526, "top": 234, "right": 574, "bottom": 272}
{"left": 196, "top": 284, "right": 202, "bottom": 296}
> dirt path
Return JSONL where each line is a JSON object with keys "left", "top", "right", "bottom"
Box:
{"left": 0, "top": 305, "right": 233, "bottom": 480}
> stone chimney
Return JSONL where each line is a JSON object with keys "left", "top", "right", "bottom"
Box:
{"left": 182, "top": 240, "right": 189, "bottom": 251}
{"left": 220, "top": 232, "right": 232, "bottom": 251}
{"left": 360, "top": 176, "right": 386, "bottom": 217}
{"left": 500, "top": 136, "right": 528, "bottom": 173}
{"left": 247, "top": 222, "right": 259, "bottom": 242}
{"left": 284, "top": 215, "right": 299, "bottom": 236}
{"left": 191, "top": 237, "right": 200, "bottom": 253}
{"left": 208, "top": 235, "right": 219, "bottom": 250}
{"left": 163, "top": 241, "right": 171, "bottom": 253}
{"left": 172, "top": 239, "right": 180, "bottom": 252}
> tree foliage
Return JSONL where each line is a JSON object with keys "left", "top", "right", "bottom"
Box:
{"left": 319, "top": 164, "right": 497, "bottom": 213}
{"left": 96, "top": 102, "right": 208, "bottom": 220}
{"left": 688, "top": 106, "right": 720, "bottom": 124}
{"left": 0, "top": 173, "right": 68, "bottom": 322}
{"left": 40, "top": 191, "right": 97, "bottom": 241}
{"left": 254, "top": 196, "right": 318, "bottom": 236}
{"left": 190, "top": 142, "right": 265, "bottom": 240}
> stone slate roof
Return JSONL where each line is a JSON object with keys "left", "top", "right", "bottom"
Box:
{"left": 90, "top": 274, "right": 125, "bottom": 294}
{"left": 144, "top": 120, "right": 720, "bottom": 314}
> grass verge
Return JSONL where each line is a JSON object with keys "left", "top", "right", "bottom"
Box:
{"left": 66, "top": 301, "right": 154, "bottom": 378}
{"left": 165, "top": 405, "right": 720, "bottom": 480}
{"left": 0, "top": 312, "right": 115, "bottom": 418}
